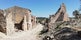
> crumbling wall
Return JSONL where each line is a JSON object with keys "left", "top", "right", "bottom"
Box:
{"left": 22, "top": 15, "right": 27, "bottom": 31}
{"left": 31, "top": 16, "right": 36, "bottom": 28}
{"left": 49, "top": 3, "right": 69, "bottom": 24}
{"left": 6, "top": 12, "right": 14, "bottom": 35}
{"left": 0, "top": 10, "right": 6, "bottom": 33}
{"left": 5, "top": 6, "right": 33, "bottom": 31}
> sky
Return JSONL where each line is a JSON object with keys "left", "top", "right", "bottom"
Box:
{"left": 0, "top": 0, "right": 80, "bottom": 17}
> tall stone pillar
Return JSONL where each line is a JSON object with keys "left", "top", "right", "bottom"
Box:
{"left": 22, "top": 15, "right": 27, "bottom": 31}
{"left": 34, "top": 16, "right": 36, "bottom": 27}
{"left": 32, "top": 16, "right": 36, "bottom": 28}
{"left": 28, "top": 11, "right": 32, "bottom": 30}
{"left": 6, "top": 12, "right": 14, "bottom": 36}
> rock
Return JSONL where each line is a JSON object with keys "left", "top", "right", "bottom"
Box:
{"left": 40, "top": 27, "right": 81, "bottom": 40}
{"left": 43, "top": 36, "right": 53, "bottom": 40}
{"left": 77, "top": 31, "right": 81, "bottom": 37}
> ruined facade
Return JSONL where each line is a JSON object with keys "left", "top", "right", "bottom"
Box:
{"left": 49, "top": 3, "right": 69, "bottom": 24}
{"left": 0, "top": 6, "right": 36, "bottom": 35}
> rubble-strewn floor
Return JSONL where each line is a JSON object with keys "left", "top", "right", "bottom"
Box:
{"left": 39, "top": 27, "right": 81, "bottom": 40}
{"left": 0, "top": 23, "right": 44, "bottom": 40}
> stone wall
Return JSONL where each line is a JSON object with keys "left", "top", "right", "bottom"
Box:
{"left": 31, "top": 16, "right": 36, "bottom": 28}
{"left": 4, "top": 6, "right": 35, "bottom": 31}
{"left": 0, "top": 6, "right": 36, "bottom": 35}
{"left": 49, "top": 3, "right": 69, "bottom": 24}
{"left": 22, "top": 15, "right": 27, "bottom": 31}
{"left": 0, "top": 10, "right": 6, "bottom": 33}
{"left": 6, "top": 12, "right": 14, "bottom": 35}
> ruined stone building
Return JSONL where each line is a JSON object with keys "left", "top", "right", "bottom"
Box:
{"left": 0, "top": 6, "right": 36, "bottom": 35}
{"left": 49, "top": 3, "right": 69, "bottom": 24}
{"left": 48, "top": 3, "right": 70, "bottom": 29}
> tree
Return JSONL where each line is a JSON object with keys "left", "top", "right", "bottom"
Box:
{"left": 79, "top": 0, "right": 81, "bottom": 11}
{"left": 73, "top": 10, "right": 80, "bottom": 19}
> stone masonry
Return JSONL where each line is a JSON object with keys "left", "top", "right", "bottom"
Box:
{"left": 48, "top": 3, "right": 70, "bottom": 30}
{"left": 31, "top": 16, "right": 36, "bottom": 28}
{"left": 0, "top": 6, "right": 36, "bottom": 35}
{"left": 6, "top": 12, "right": 14, "bottom": 35}
{"left": 0, "top": 10, "right": 6, "bottom": 33}
{"left": 49, "top": 3, "right": 69, "bottom": 24}
{"left": 22, "top": 15, "right": 27, "bottom": 31}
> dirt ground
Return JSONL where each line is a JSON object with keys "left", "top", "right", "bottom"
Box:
{"left": 0, "top": 23, "right": 44, "bottom": 40}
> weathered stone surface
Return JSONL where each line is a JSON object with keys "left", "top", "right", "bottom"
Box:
{"left": 31, "top": 16, "right": 36, "bottom": 28}
{"left": 5, "top": 6, "right": 31, "bottom": 24}
{"left": 0, "top": 6, "right": 37, "bottom": 35}
{"left": 4, "top": 6, "right": 35, "bottom": 31}
{"left": 6, "top": 12, "right": 14, "bottom": 35}
{"left": 49, "top": 3, "right": 69, "bottom": 24}
{"left": 53, "top": 27, "right": 81, "bottom": 40}
{"left": 27, "top": 11, "right": 32, "bottom": 30}
{"left": 22, "top": 15, "right": 27, "bottom": 31}
{"left": 0, "top": 10, "right": 6, "bottom": 33}
{"left": 40, "top": 27, "right": 81, "bottom": 40}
